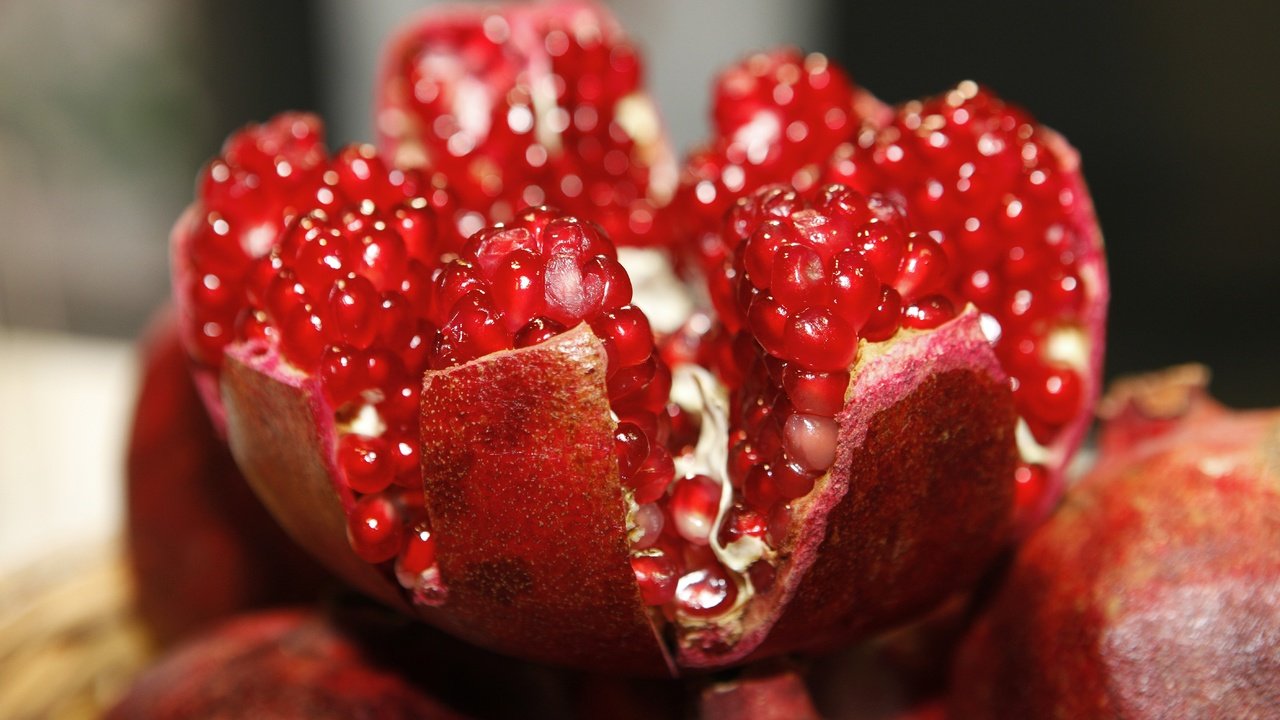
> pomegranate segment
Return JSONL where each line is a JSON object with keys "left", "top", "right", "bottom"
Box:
{"left": 680, "top": 66, "right": 1106, "bottom": 533}
{"left": 824, "top": 82, "right": 1108, "bottom": 528}
{"left": 173, "top": 113, "right": 474, "bottom": 599}
{"left": 377, "top": 0, "right": 677, "bottom": 247}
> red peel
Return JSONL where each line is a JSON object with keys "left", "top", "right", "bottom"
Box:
{"left": 951, "top": 366, "right": 1280, "bottom": 718}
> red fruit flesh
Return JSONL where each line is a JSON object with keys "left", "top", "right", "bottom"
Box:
{"left": 377, "top": 0, "right": 676, "bottom": 247}
{"left": 951, "top": 366, "right": 1280, "bottom": 718}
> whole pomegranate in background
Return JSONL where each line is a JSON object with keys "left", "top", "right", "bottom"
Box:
{"left": 950, "top": 365, "right": 1280, "bottom": 718}
{"left": 126, "top": 307, "right": 328, "bottom": 645}
{"left": 376, "top": 0, "right": 677, "bottom": 248}
{"left": 168, "top": 4, "right": 1106, "bottom": 678}
{"left": 107, "top": 609, "right": 465, "bottom": 719}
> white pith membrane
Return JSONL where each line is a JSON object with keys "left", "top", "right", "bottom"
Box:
{"left": 622, "top": 361, "right": 764, "bottom": 629}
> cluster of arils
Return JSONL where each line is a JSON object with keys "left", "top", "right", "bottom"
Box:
{"left": 825, "top": 82, "right": 1097, "bottom": 511}
{"left": 378, "top": 1, "right": 676, "bottom": 246}
{"left": 176, "top": 116, "right": 463, "bottom": 598}
{"left": 181, "top": 115, "right": 456, "bottom": 369}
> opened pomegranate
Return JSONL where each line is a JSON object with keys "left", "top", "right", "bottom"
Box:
{"left": 126, "top": 307, "right": 327, "bottom": 645}
{"left": 950, "top": 366, "right": 1280, "bottom": 718}
{"left": 171, "top": 22, "right": 1105, "bottom": 671}
{"left": 682, "top": 55, "right": 1107, "bottom": 533}
{"left": 376, "top": 0, "right": 676, "bottom": 248}
{"left": 177, "top": 118, "right": 1019, "bottom": 672}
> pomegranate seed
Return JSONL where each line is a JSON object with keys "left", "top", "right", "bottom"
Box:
{"left": 855, "top": 219, "right": 906, "bottom": 280}
{"left": 772, "top": 459, "right": 818, "bottom": 499}
{"left": 346, "top": 494, "right": 403, "bottom": 563}
{"left": 771, "top": 243, "right": 829, "bottom": 309}
{"left": 860, "top": 286, "right": 902, "bottom": 342}
{"left": 783, "top": 307, "right": 857, "bottom": 372}
{"left": 514, "top": 317, "right": 567, "bottom": 347}
{"left": 744, "top": 465, "right": 780, "bottom": 509}
{"left": 329, "top": 276, "right": 379, "bottom": 349}
{"left": 396, "top": 518, "right": 437, "bottom": 577}
{"left": 632, "top": 552, "right": 678, "bottom": 606}
{"left": 1024, "top": 365, "right": 1082, "bottom": 428}
{"left": 278, "top": 307, "right": 327, "bottom": 371}
{"left": 490, "top": 249, "right": 545, "bottom": 333}
{"left": 781, "top": 367, "right": 849, "bottom": 417}
{"left": 669, "top": 475, "right": 723, "bottom": 546}
{"left": 631, "top": 502, "right": 665, "bottom": 549}
{"left": 830, "top": 250, "right": 879, "bottom": 330}
{"left": 1013, "top": 463, "right": 1048, "bottom": 519}
{"left": 718, "top": 504, "right": 768, "bottom": 546}
{"left": 339, "top": 434, "right": 393, "bottom": 494}
{"left": 614, "top": 421, "right": 650, "bottom": 480}
{"left": 631, "top": 445, "right": 675, "bottom": 504}
{"left": 901, "top": 295, "right": 957, "bottom": 330}
{"left": 782, "top": 413, "right": 838, "bottom": 472}
{"left": 592, "top": 305, "right": 654, "bottom": 371}
{"left": 674, "top": 564, "right": 738, "bottom": 618}
{"left": 894, "top": 234, "right": 949, "bottom": 301}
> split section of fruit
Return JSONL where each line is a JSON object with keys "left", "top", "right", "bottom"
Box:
{"left": 169, "top": 0, "right": 1106, "bottom": 676}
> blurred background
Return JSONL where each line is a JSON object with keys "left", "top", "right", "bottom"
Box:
{"left": 0, "top": 1, "right": 1277, "bottom": 567}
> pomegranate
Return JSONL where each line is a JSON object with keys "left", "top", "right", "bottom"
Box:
{"left": 126, "top": 307, "right": 327, "bottom": 644}
{"left": 169, "top": 33, "right": 1103, "bottom": 675}
{"left": 107, "top": 609, "right": 467, "bottom": 719}
{"left": 178, "top": 125, "right": 1018, "bottom": 673}
{"left": 950, "top": 365, "right": 1280, "bottom": 718}
{"left": 683, "top": 57, "right": 1108, "bottom": 533}
{"left": 376, "top": 0, "right": 676, "bottom": 248}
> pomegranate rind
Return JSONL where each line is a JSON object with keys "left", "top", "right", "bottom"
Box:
{"left": 418, "top": 324, "right": 676, "bottom": 676}
{"left": 221, "top": 342, "right": 411, "bottom": 614}
{"left": 700, "top": 669, "right": 821, "bottom": 720}
{"left": 951, "top": 372, "right": 1280, "bottom": 718}
{"left": 679, "top": 308, "right": 1017, "bottom": 667}
{"left": 106, "top": 610, "right": 468, "bottom": 720}
{"left": 127, "top": 308, "right": 326, "bottom": 644}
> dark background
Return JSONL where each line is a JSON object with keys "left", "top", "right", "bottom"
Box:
{"left": 2, "top": 0, "right": 1276, "bottom": 407}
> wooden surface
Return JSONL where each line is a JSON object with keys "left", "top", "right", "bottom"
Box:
{"left": 0, "top": 543, "right": 153, "bottom": 720}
